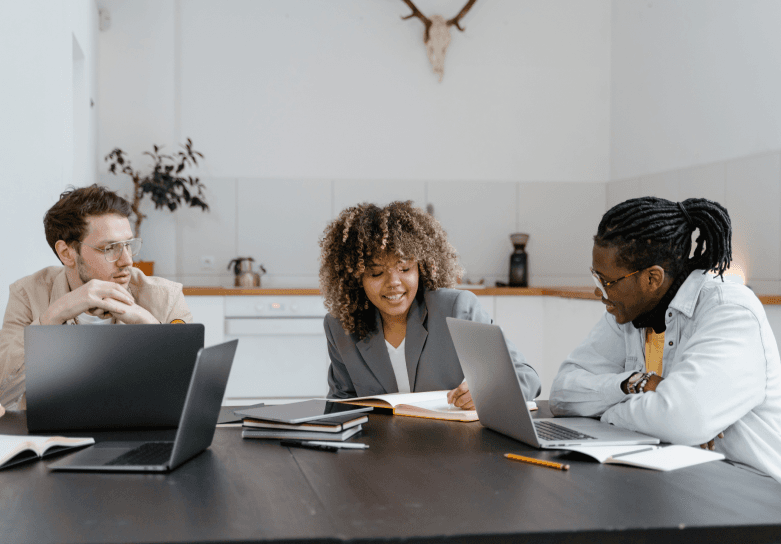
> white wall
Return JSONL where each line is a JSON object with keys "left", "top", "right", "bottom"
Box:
{"left": 611, "top": 0, "right": 781, "bottom": 180}
{"left": 98, "top": 0, "right": 611, "bottom": 182}
{"left": 0, "top": 0, "right": 98, "bottom": 314}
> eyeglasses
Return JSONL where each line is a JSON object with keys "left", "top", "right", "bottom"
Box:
{"left": 81, "top": 238, "right": 143, "bottom": 263}
{"left": 590, "top": 267, "right": 640, "bottom": 299}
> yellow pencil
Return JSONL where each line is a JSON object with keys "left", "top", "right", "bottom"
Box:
{"left": 504, "top": 453, "right": 570, "bottom": 471}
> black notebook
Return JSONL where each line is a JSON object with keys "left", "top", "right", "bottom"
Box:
{"left": 243, "top": 413, "right": 368, "bottom": 433}
{"left": 242, "top": 425, "right": 363, "bottom": 442}
{"left": 217, "top": 403, "right": 265, "bottom": 426}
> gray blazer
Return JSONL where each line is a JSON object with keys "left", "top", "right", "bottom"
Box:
{"left": 325, "top": 288, "right": 541, "bottom": 400}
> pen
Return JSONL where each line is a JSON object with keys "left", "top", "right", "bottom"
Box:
{"left": 304, "top": 441, "right": 369, "bottom": 450}
{"left": 610, "top": 446, "right": 658, "bottom": 459}
{"left": 280, "top": 440, "right": 338, "bottom": 452}
{"left": 504, "top": 453, "right": 569, "bottom": 471}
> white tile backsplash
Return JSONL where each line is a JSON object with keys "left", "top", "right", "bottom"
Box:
{"left": 428, "top": 181, "right": 517, "bottom": 283}
{"left": 726, "top": 151, "right": 781, "bottom": 281}
{"left": 606, "top": 178, "right": 639, "bottom": 209}
{"left": 236, "top": 179, "right": 331, "bottom": 282}
{"left": 517, "top": 182, "right": 606, "bottom": 284}
{"left": 177, "top": 178, "right": 238, "bottom": 282}
{"left": 639, "top": 170, "right": 680, "bottom": 201}
{"left": 100, "top": 150, "right": 781, "bottom": 292}
{"left": 332, "top": 180, "right": 426, "bottom": 216}
{"left": 676, "top": 162, "right": 727, "bottom": 205}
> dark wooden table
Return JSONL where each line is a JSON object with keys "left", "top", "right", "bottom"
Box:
{"left": 1, "top": 403, "right": 781, "bottom": 544}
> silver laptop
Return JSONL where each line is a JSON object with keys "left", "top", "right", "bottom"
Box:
{"left": 446, "top": 318, "right": 659, "bottom": 448}
{"left": 48, "top": 339, "right": 238, "bottom": 472}
{"left": 25, "top": 324, "right": 205, "bottom": 432}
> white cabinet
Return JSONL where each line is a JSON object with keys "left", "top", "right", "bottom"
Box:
{"left": 185, "top": 296, "right": 225, "bottom": 347}
{"left": 186, "top": 295, "right": 330, "bottom": 401}
{"left": 494, "top": 296, "right": 604, "bottom": 400}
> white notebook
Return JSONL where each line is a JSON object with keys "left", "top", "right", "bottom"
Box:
{"left": 550, "top": 444, "right": 725, "bottom": 471}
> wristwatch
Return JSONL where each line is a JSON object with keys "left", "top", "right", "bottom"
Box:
{"left": 626, "top": 372, "right": 644, "bottom": 394}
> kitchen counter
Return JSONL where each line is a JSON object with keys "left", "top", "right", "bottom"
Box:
{"left": 182, "top": 286, "right": 600, "bottom": 300}
{"left": 183, "top": 286, "right": 781, "bottom": 303}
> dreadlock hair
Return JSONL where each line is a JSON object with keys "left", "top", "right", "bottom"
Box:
{"left": 319, "top": 201, "right": 462, "bottom": 340}
{"left": 594, "top": 197, "right": 732, "bottom": 280}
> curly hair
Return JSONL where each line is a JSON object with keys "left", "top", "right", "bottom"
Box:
{"left": 319, "top": 201, "right": 462, "bottom": 339}
{"left": 594, "top": 197, "right": 732, "bottom": 280}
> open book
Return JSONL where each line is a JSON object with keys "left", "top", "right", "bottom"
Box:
{"left": 332, "top": 390, "right": 537, "bottom": 423}
{"left": 550, "top": 444, "right": 725, "bottom": 471}
{"left": 0, "top": 435, "right": 95, "bottom": 469}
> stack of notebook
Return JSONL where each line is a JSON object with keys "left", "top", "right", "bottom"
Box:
{"left": 240, "top": 412, "right": 368, "bottom": 441}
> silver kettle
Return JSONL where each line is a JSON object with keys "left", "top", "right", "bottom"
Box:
{"left": 228, "top": 257, "right": 266, "bottom": 288}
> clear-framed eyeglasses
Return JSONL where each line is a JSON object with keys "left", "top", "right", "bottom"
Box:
{"left": 589, "top": 267, "right": 640, "bottom": 299}
{"left": 81, "top": 238, "right": 143, "bottom": 263}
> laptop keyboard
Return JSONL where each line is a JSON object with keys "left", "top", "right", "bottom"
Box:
{"left": 534, "top": 421, "right": 596, "bottom": 441}
{"left": 106, "top": 442, "right": 174, "bottom": 466}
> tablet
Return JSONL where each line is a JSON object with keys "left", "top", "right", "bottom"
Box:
{"left": 234, "top": 400, "right": 373, "bottom": 424}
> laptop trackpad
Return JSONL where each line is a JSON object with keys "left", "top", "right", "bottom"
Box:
{"left": 50, "top": 446, "right": 133, "bottom": 467}
{"left": 551, "top": 418, "right": 655, "bottom": 441}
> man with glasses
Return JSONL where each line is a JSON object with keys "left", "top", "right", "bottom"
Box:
{"left": 0, "top": 185, "right": 192, "bottom": 409}
{"left": 549, "top": 197, "right": 781, "bottom": 483}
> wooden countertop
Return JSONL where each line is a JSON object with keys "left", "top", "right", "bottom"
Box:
{"left": 183, "top": 286, "right": 601, "bottom": 300}
{"left": 183, "top": 286, "right": 781, "bottom": 304}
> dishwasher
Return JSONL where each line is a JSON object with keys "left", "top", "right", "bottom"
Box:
{"left": 223, "top": 296, "right": 330, "bottom": 400}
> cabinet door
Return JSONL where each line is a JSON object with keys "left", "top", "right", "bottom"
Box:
{"left": 184, "top": 296, "right": 225, "bottom": 348}
{"left": 494, "top": 296, "right": 604, "bottom": 400}
{"left": 494, "top": 297, "right": 546, "bottom": 397}
{"left": 223, "top": 296, "right": 329, "bottom": 400}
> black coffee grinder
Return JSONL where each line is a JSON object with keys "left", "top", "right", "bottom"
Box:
{"left": 508, "top": 233, "right": 529, "bottom": 287}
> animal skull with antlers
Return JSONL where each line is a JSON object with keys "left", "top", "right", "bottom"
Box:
{"left": 401, "top": 0, "right": 478, "bottom": 82}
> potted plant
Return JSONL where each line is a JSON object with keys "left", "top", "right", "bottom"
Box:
{"left": 104, "top": 138, "right": 209, "bottom": 276}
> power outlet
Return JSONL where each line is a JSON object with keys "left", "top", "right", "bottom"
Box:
{"left": 200, "top": 255, "right": 215, "bottom": 270}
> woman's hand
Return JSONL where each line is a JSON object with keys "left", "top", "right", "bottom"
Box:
{"left": 446, "top": 382, "right": 475, "bottom": 410}
{"left": 700, "top": 431, "right": 725, "bottom": 451}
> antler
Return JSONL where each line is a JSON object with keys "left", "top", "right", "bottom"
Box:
{"left": 446, "top": 0, "right": 478, "bottom": 31}
{"left": 400, "top": 0, "right": 433, "bottom": 42}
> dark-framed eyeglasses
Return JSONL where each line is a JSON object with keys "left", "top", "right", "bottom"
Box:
{"left": 81, "top": 238, "right": 143, "bottom": 263}
{"left": 590, "top": 267, "right": 640, "bottom": 299}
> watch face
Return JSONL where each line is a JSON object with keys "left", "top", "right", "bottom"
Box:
{"left": 628, "top": 372, "right": 644, "bottom": 384}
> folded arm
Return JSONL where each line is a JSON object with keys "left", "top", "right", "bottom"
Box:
{"left": 601, "top": 304, "right": 766, "bottom": 445}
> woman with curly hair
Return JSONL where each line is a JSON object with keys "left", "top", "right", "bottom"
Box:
{"left": 319, "top": 201, "right": 540, "bottom": 408}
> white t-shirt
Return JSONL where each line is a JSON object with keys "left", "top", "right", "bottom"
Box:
{"left": 75, "top": 312, "right": 113, "bottom": 325}
{"left": 385, "top": 338, "right": 410, "bottom": 394}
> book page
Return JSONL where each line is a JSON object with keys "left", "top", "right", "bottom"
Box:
{"left": 0, "top": 435, "right": 34, "bottom": 466}
{"left": 339, "top": 391, "right": 448, "bottom": 408}
{"left": 610, "top": 445, "right": 725, "bottom": 471}
{"left": 401, "top": 397, "right": 474, "bottom": 415}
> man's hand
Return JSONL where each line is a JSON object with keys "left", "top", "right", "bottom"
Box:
{"left": 642, "top": 374, "right": 664, "bottom": 392}
{"left": 108, "top": 299, "right": 160, "bottom": 324}
{"left": 446, "top": 382, "right": 475, "bottom": 410}
{"left": 700, "top": 431, "right": 725, "bottom": 451}
{"left": 39, "top": 279, "right": 135, "bottom": 325}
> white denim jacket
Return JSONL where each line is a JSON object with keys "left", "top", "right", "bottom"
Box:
{"left": 550, "top": 270, "right": 781, "bottom": 482}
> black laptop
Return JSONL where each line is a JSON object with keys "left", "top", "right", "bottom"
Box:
{"left": 48, "top": 339, "right": 238, "bottom": 472}
{"left": 25, "top": 324, "right": 204, "bottom": 432}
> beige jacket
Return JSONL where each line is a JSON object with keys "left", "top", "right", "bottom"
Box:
{"left": 0, "top": 266, "right": 192, "bottom": 410}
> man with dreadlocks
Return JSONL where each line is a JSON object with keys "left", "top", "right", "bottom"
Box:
{"left": 550, "top": 197, "right": 781, "bottom": 482}
{"left": 319, "top": 201, "right": 540, "bottom": 408}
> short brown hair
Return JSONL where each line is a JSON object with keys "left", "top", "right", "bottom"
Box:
{"left": 43, "top": 184, "right": 132, "bottom": 261}
{"left": 319, "top": 201, "right": 462, "bottom": 339}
